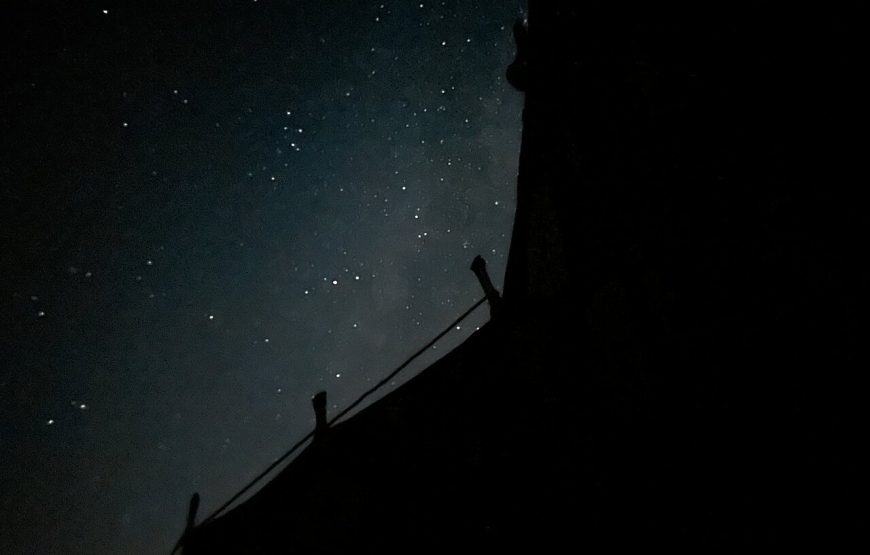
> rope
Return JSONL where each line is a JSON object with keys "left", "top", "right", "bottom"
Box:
{"left": 197, "top": 296, "right": 488, "bottom": 527}
{"left": 328, "top": 296, "right": 486, "bottom": 427}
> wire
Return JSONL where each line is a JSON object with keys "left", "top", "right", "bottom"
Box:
{"left": 196, "top": 296, "right": 488, "bottom": 528}
{"left": 328, "top": 296, "right": 486, "bottom": 427}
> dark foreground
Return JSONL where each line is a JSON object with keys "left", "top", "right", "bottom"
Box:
{"left": 184, "top": 3, "right": 863, "bottom": 553}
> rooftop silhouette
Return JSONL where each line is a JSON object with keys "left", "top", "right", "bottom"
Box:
{"left": 177, "top": 3, "right": 862, "bottom": 553}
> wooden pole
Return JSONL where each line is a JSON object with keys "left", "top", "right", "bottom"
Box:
{"left": 471, "top": 255, "right": 503, "bottom": 318}
{"left": 312, "top": 391, "right": 328, "bottom": 441}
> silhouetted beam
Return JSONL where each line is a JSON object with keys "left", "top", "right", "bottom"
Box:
{"left": 471, "top": 255, "right": 502, "bottom": 318}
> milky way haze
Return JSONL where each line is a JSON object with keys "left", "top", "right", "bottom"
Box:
{"left": 1, "top": 1, "right": 525, "bottom": 553}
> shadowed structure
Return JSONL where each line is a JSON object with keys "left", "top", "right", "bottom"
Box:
{"left": 180, "top": 3, "right": 862, "bottom": 553}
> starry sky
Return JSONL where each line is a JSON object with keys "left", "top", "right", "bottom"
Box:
{"left": 1, "top": 1, "right": 524, "bottom": 553}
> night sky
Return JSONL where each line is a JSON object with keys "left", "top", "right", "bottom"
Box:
{"left": 1, "top": 1, "right": 524, "bottom": 553}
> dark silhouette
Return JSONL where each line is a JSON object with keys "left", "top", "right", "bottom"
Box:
{"left": 311, "top": 391, "right": 328, "bottom": 442}
{"left": 170, "top": 493, "right": 199, "bottom": 555}
{"left": 506, "top": 18, "right": 529, "bottom": 91}
{"left": 470, "top": 255, "right": 502, "bottom": 318}
{"left": 178, "top": 3, "right": 862, "bottom": 553}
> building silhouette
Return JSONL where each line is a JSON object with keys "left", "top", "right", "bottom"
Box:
{"left": 178, "top": 3, "right": 862, "bottom": 552}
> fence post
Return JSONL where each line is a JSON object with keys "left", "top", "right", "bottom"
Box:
{"left": 471, "top": 255, "right": 503, "bottom": 318}
{"left": 312, "top": 391, "right": 328, "bottom": 441}
{"left": 170, "top": 492, "right": 200, "bottom": 554}
{"left": 186, "top": 492, "right": 200, "bottom": 532}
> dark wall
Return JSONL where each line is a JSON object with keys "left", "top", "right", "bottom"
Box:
{"left": 511, "top": 3, "right": 863, "bottom": 549}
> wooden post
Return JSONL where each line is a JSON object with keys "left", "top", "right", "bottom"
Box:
{"left": 471, "top": 255, "right": 503, "bottom": 318}
{"left": 312, "top": 391, "right": 328, "bottom": 441}
{"left": 170, "top": 492, "right": 200, "bottom": 554}
{"left": 186, "top": 492, "right": 200, "bottom": 532}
